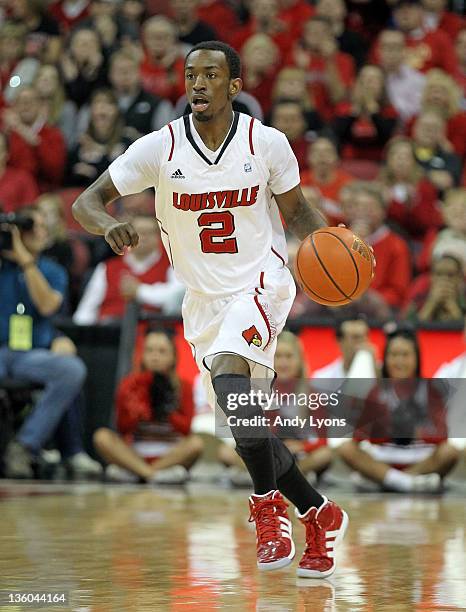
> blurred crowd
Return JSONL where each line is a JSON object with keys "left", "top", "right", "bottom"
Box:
{"left": 1, "top": 0, "right": 466, "bottom": 484}
{"left": 0, "top": 0, "right": 465, "bottom": 323}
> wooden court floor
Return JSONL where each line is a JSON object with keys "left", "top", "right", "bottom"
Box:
{"left": 0, "top": 481, "right": 465, "bottom": 612}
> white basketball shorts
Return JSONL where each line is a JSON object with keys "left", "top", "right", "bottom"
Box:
{"left": 182, "top": 264, "right": 296, "bottom": 409}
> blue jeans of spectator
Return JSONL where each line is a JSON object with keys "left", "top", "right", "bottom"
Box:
{"left": 0, "top": 347, "right": 87, "bottom": 455}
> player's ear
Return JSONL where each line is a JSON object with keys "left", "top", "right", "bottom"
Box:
{"left": 229, "top": 78, "right": 242, "bottom": 98}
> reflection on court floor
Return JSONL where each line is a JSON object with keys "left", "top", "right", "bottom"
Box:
{"left": 0, "top": 481, "right": 465, "bottom": 611}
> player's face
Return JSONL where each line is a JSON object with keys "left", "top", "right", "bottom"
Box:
{"left": 185, "top": 50, "right": 241, "bottom": 122}
{"left": 385, "top": 337, "right": 417, "bottom": 379}
{"left": 275, "top": 341, "right": 302, "bottom": 380}
{"left": 142, "top": 332, "right": 176, "bottom": 374}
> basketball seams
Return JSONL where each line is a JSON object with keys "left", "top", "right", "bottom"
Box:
{"left": 295, "top": 239, "right": 351, "bottom": 304}
{"left": 310, "top": 233, "right": 355, "bottom": 300}
{"left": 316, "top": 231, "right": 361, "bottom": 298}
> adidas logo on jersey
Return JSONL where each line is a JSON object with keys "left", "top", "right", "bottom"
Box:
{"left": 171, "top": 169, "right": 185, "bottom": 179}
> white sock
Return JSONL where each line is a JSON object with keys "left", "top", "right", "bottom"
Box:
{"left": 383, "top": 468, "right": 414, "bottom": 492}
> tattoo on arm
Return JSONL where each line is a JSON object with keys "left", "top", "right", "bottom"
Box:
{"left": 280, "top": 189, "right": 327, "bottom": 241}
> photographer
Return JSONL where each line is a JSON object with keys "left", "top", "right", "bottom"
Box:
{"left": 0, "top": 207, "right": 94, "bottom": 478}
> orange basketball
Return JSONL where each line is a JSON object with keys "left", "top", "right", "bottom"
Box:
{"left": 294, "top": 227, "right": 375, "bottom": 306}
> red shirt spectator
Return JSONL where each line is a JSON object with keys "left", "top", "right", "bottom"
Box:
{"left": 279, "top": 0, "right": 315, "bottom": 36}
{"left": 422, "top": 0, "right": 464, "bottom": 40}
{"left": 241, "top": 34, "right": 281, "bottom": 117}
{"left": 286, "top": 17, "right": 355, "bottom": 120}
{"left": 116, "top": 371, "right": 194, "bottom": 443}
{"left": 73, "top": 215, "right": 182, "bottom": 325}
{"left": 0, "top": 131, "right": 39, "bottom": 211}
{"left": 333, "top": 65, "right": 398, "bottom": 162}
{"left": 300, "top": 136, "right": 354, "bottom": 224}
{"left": 140, "top": 16, "right": 185, "bottom": 104}
{"left": 196, "top": 0, "right": 239, "bottom": 45}
{"left": 2, "top": 87, "right": 65, "bottom": 192}
{"left": 270, "top": 100, "right": 310, "bottom": 170}
{"left": 230, "top": 0, "right": 299, "bottom": 57}
{"left": 48, "top": 0, "right": 91, "bottom": 33}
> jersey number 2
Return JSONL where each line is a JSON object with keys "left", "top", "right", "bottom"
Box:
{"left": 197, "top": 212, "right": 238, "bottom": 254}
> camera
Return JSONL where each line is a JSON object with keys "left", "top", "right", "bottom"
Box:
{"left": 0, "top": 212, "right": 34, "bottom": 251}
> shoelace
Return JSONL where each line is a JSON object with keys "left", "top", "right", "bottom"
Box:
{"left": 249, "top": 498, "right": 289, "bottom": 543}
{"left": 303, "top": 512, "right": 327, "bottom": 559}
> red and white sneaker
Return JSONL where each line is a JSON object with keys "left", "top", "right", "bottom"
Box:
{"left": 248, "top": 490, "right": 295, "bottom": 571}
{"left": 296, "top": 496, "right": 348, "bottom": 578}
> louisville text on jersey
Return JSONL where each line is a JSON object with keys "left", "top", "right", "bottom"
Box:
{"left": 173, "top": 186, "right": 259, "bottom": 211}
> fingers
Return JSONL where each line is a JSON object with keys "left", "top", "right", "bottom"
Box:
{"left": 105, "top": 223, "right": 139, "bottom": 255}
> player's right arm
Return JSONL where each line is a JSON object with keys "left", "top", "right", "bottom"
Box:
{"left": 72, "top": 171, "right": 139, "bottom": 256}
{"left": 72, "top": 130, "right": 164, "bottom": 255}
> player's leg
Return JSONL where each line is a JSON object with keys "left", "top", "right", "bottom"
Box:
{"left": 211, "top": 353, "right": 295, "bottom": 571}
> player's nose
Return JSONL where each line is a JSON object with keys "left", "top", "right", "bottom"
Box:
{"left": 193, "top": 75, "right": 207, "bottom": 90}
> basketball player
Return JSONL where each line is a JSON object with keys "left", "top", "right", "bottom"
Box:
{"left": 72, "top": 41, "right": 348, "bottom": 577}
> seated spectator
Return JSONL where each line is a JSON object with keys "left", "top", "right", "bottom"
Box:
{"left": 377, "top": 29, "right": 425, "bottom": 124}
{"left": 434, "top": 315, "right": 466, "bottom": 377}
{"left": 0, "top": 206, "right": 98, "bottom": 478}
{"left": 197, "top": 0, "right": 239, "bottom": 45}
{"left": 2, "top": 85, "right": 66, "bottom": 191}
{"left": 404, "top": 253, "right": 465, "bottom": 322}
{"left": 73, "top": 214, "right": 183, "bottom": 325}
{"left": 286, "top": 16, "right": 355, "bottom": 121}
{"left": 170, "top": 0, "right": 217, "bottom": 46}
{"left": 34, "top": 63, "right": 78, "bottom": 149}
{"left": 417, "top": 188, "right": 466, "bottom": 272}
{"left": 313, "top": 316, "right": 377, "bottom": 379}
{"left": 333, "top": 64, "right": 399, "bottom": 162}
{"left": 270, "top": 67, "right": 323, "bottom": 134}
{"left": 108, "top": 50, "right": 174, "bottom": 138}
{"left": 48, "top": 0, "right": 91, "bottom": 34}
{"left": 338, "top": 326, "right": 460, "bottom": 492}
{"left": 0, "top": 131, "right": 38, "bottom": 212}
{"left": 0, "top": 21, "right": 40, "bottom": 108}
{"left": 230, "top": 0, "right": 298, "bottom": 58}
{"left": 10, "top": 0, "right": 61, "bottom": 63}
{"left": 139, "top": 16, "right": 185, "bottom": 105}
{"left": 454, "top": 29, "right": 466, "bottom": 103}
{"left": 343, "top": 181, "right": 411, "bottom": 314}
{"left": 269, "top": 99, "right": 311, "bottom": 170}
{"left": 316, "top": 0, "right": 367, "bottom": 68}
{"left": 241, "top": 34, "right": 281, "bottom": 118}
{"left": 66, "top": 88, "right": 132, "bottom": 188}
{"left": 379, "top": 137, "right": 441, "bottom": 242}
{"left": 412, "top": 110, "right": 463, "bottom": 190}
{"left": 391, "top": 0, "right": 457, "bottom": 75}
{"left": 421, "top": 0, "right": 464, "bottom": 40}
{"left": 93, "top": 328, "right": 203, "bottom": 484}
{"left": 60, "top": 27, "right": 108, "bottom": 108}
{"left": 406, "top": 69, "right": 466, "bottom": 158}
{"left": 300, "top": 136, "right": 354, "bottom": 225}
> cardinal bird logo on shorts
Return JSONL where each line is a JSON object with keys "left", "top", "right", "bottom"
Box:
{"left": 242, "top": 326, "right": 262, "bottom": 347}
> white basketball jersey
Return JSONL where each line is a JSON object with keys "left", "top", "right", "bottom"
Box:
{"left": 109, "top": 112, "right": 300, "bottom": 296}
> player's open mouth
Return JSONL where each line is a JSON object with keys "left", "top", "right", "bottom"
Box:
{"left": 192, "top": 97, "right": 210, "bottom": 112}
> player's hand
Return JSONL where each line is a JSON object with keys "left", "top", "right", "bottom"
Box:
{"left": 104, "top": 222, "right": 139, "bottom": 255}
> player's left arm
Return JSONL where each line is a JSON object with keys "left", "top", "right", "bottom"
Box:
{"left": 274, "top": 185, "right": 328, "bottom": 241}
